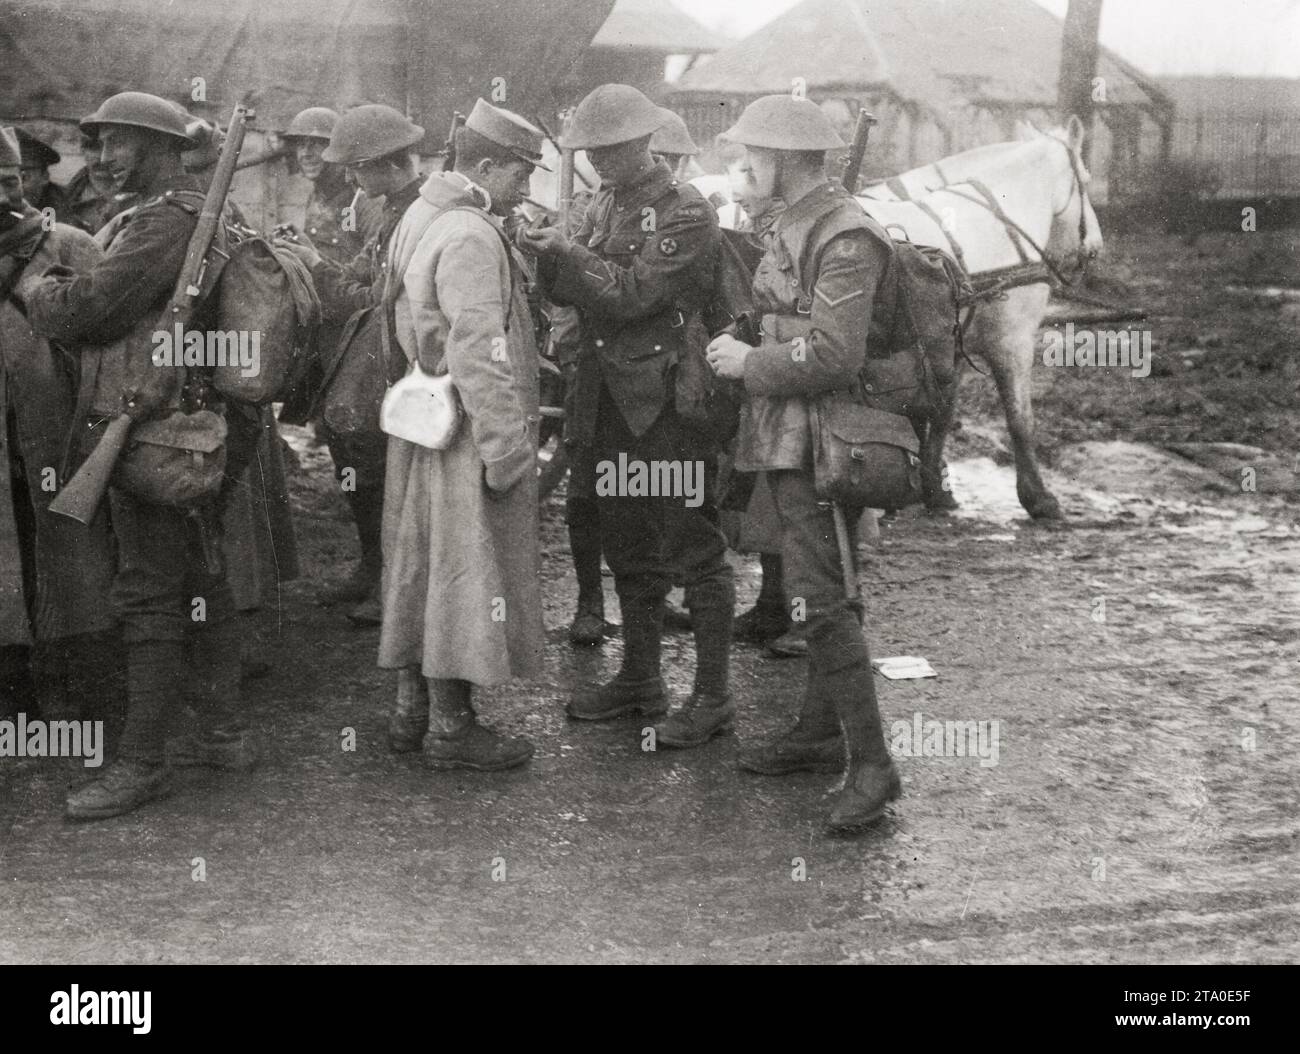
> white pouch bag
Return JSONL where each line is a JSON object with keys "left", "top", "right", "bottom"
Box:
{"left": 379, "top": 362, "right": 463, "bottom": 450}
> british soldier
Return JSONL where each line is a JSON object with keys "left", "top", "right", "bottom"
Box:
{"left": 18, "top": 93, "right": 262, "bottom": 819}
{"left": 519, "top": 84, "right": 736, "bottom": 749}
{"left": 278, "top": 105, "right": 424, "bottom": 626}
{"left": 705, "top": 95, "right": 902, "bottom": 833}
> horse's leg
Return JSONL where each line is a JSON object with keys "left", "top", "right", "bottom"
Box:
{"left": 921, "top": 358, "right": 964, "bottom": 513}
{"left": 979, "top": 286, "right": 1062, "bottom": 520}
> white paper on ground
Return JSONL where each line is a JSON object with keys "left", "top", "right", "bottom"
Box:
{"left": 872, "top": 656, "right": 937, "bottom": 680}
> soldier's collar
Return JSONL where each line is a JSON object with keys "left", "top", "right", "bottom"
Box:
{"left": 775, "top": 181, "right": 849, "bottom": 234}
{"left": 385, "top": 177, "right": 425, "bottom": 216}
{"left": 611, "top": 159, "right": 674, "bottom": 204}
{"left": 444, "top": 170, "right": 493, "bottom": 212}
{"left": 139, "top": 172, "right": 204, "bottom": 207}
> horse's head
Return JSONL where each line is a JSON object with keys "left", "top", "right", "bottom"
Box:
{"left": 1044, "top": 115, "right": 1103, "bottom": 274}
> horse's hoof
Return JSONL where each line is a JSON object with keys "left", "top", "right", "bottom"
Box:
{"left": 924, "top": 486, "right": 960, "bottom": 513}
{"left": 1025, "top": 495, "right": 1064, "bottom": 520}
{"left": 925, "top": 499, "right": 958, "bottom": 516}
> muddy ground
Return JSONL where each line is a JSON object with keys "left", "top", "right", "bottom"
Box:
{"left": 1, "top": 230, "right": 1296, "bottom": 964}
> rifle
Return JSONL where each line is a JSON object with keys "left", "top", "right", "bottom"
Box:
{"left": 442, "top": 111, "right": 466, "bottom": 173}
{"left": 557, "top": 111, "right": 576, "bottom": 233}
{"left": 826, "top": 107, "right": 879, "bottom": 606}
{"left": 48, "top": 101, "right": 253, "bottom": 525}
{"left": 841, "top": 108, "right": 877, "bottom": 194}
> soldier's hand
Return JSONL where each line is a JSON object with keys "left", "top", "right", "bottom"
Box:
{"left": 276, "top": 237, "right": 322, "bottom": 269}
{"left": 706, "top": 333, "right": 753, "bottom": 381}
{"left": 516, "top": 225, "right": 570, "bottom": 257}
{"left": 12, "top": 268, "right": 56, "bottom": 306}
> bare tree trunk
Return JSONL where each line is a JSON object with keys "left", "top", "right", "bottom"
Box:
{"left": 1057, "top": 0, "right": 1104, "bottom": 162}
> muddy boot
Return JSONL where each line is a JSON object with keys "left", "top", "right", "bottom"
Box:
{"left": 823, "top": 659, "right": 901, "bottom": 834}
{"left": 655, "top": 576, "right": 734, "bottom": 748}
{"left": 739, "top": 682, "right": 843, "bottom": 775}
{"left": 654, "top": 692, "right": 734, "bottom": 747}
{"left": 388, "top": 666, "right": 429, "bottom": 753}
{"left": 765, "top": 621, "right": 809, "bottom": 658}
{"left": 567, "top": 506, "right": 608, "bottom": 646}
{"left": 569, "top": 674, "right": 668, "bottom": 721}
{"left": 170, "top": 620, "right": 261, "bottom": 772}
{"left": 422, "top": 678, "right": 533, "bottom": 771}
{"left": 64, "top": 758, "right": 174, "bottom": 821}
{"left": 70, "top": 641, "right": 178, "bottom": 820}
{"left": 568, "top": 597, "right": 668, "bottom": 720}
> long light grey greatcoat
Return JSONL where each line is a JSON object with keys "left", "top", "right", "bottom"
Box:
{"left": 1, "top": 214, "right": 117, "bottom": 646}
{"left": 378, "top": 172, "right": 543, "bottom": 687}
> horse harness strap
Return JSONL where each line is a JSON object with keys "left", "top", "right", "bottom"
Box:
{"left": 885, "top": 177, "right": 910, "bottom": 200}
{"left": 904, "top": 197, "right": 971, "bottom": 277}
{"left": 932, "top": 183, "right": 1076, "bottom": 291}
{"left": 966, "top": 179, "right": 1030, "bottom": 264}
{"left": 878, "top": 176, "right": 970, "bottom": 274}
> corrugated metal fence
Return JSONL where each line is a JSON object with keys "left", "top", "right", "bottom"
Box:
{"left": 1165, "top": 111, "right": 1300, "bottom": 198}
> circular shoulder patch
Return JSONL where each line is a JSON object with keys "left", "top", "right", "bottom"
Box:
{"left": 659, "top": 236, "right": 678, "bottom": 256}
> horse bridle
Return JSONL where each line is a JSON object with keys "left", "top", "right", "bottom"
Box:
{"left": 929, "top": 133, "right": 1096, "bottom": 292}
{"left": 1052, "top": 133, "right": 1093, "bottom": 265}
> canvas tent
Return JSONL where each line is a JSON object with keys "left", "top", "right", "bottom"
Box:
{"left": 1, "top": 0, "right": 614, "bottom": 227}
{"left": 2, "top": 0, "right": 615, "bottom": 135}
{"left": 669, "top": 0, "right": 1174, "bottom": 200}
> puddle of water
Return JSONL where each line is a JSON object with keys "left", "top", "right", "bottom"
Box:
{"left": 947, "top": 453, "right": 1292, "bottom": 543}
{"left": 948, "top": 458, "right": 1030, "bottom": 526}
{"left": 1225, "top": 284, "right": 1300, "bottom": 300}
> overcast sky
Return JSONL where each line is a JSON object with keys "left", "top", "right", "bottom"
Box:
{"left": 680, "top": 0, "right": 1300, "bottom": 77}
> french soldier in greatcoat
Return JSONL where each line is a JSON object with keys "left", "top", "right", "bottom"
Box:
{"left": 379, "top": 99, "right": 547, "bottom": 769}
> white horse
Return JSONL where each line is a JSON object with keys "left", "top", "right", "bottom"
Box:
{"left": 858, "top": 117, "right": 1103, "bottom": 519}
{"left": 524, "top": 121, "right": 1102, "bottom": 520}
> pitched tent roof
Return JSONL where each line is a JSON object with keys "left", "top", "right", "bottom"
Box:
{"left": 670, "top": 0, "right": 1171, "bottom": 124}
{"left": 592, "top": 0, "right": 731, "bottom": 53}
{"left": 1, "top": 0, "right": 615, "bottom": 137}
